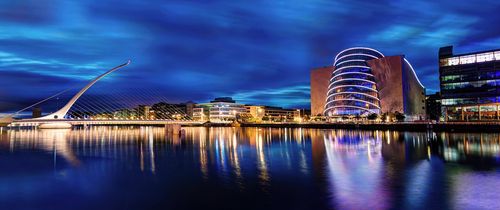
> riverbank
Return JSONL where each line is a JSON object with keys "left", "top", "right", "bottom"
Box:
{"left": 236, "top": 122, "right": 500, "bottom": 132}
{"left": 3, "top": 122, "right": 500, "bottom": 132}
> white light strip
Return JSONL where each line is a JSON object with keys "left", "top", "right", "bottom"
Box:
{"left": 334, "top": 59, "right": 366, "bottom": 67}
{"left": 327, "top": 78, "right": 375, "bottom": 90}
{"left": 330, "top": 78, "right": 375, "bottom": 86}
{"left": 330, "top": 72, "right": 374, "bottom": 82}
{"left": 325, "top": 98, "right": 381, "bottom": 109}
{"left": 331, "top": 65, "right": 370, "bottom": 75}
{"left": 404, "top": 58, "right": 425, "bottom": 88}
{"left": 323, "top": 105, "right": 377, "bottom": 115}
{"left": 327, "top": 91, "right": 380, "bottom": 101}
{"left": 327, "top": 84, "right": 378, "bottom": 95}
{"left": 334, "top": 47, "right": 385, "bottom": 62}
{"left": 334, "top": 54, "right": 379, "bottom": 66}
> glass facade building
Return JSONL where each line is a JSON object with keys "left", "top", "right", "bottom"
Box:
{"left": 324, "top": 47, "right": 384, "bottom": 116}
{"left": 439, "top": 46, "right": 500, "bottom": 121}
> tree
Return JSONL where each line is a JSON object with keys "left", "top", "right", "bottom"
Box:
{"left": 367, "top": 113, "right": 378, "bottom": 120}
{"left": 394, "top": 111, "right": 406, "bottom": 122}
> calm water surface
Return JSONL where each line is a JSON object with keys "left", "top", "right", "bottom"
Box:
{"left": 1, "top": 126, "right": 500, "bottom": 210}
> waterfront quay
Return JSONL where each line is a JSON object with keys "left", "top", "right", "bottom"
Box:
{"left": 237, "top": 122, "right": 500, "bottom": 132}
{"left": 5, "top": 121, "right": 500, "bottom": 133}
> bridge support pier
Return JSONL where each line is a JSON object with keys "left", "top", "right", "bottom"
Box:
{"left": 165, "top": 124, "right": 182, "bottom": 135}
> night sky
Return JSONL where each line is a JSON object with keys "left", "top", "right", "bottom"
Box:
{"left": 1, "top": 0, "right": 500, "bottom": 114}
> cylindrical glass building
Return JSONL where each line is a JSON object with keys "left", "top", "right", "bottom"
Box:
{"left": 324, "top": 47, "right": 384, "bottom": 116}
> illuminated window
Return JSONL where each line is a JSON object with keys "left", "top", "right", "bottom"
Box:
{"left": 448, "top": 57, "right": 460, "bottom": 66}
{"left": 440, "top": 59, "right": 449, "bottom": 66}
{"left": 495, "top": 51, "right": 500, "bottom": 60}
{"left": 459, "top": 55, "right": 476, "bottom": 65}
{"left": 441, "top": 75, "right": 461, "bottom": 82}
{"left": 476, "top": 52, "right": 494, "bottom": 62}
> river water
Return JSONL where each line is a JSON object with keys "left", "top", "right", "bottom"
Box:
{"left": 0, "top": 126, "right": 499, "bottom": 210}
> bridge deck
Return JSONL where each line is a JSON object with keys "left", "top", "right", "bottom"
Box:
{"left": 9, "top": 119, "right": 201, "bottom": 127}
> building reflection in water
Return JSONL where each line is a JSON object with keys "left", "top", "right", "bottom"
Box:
{"left": 322, "top": 130, "right": 389, "bottom": 210}
{"left": 320, "top": 129, "right": 500, "bottom": 209}
{"left": 2, "top": 127, "right": 500, "bottom": 209}
{"left": 438, "top": 132, "right": 500, "bottom": 162}
{"left": 256, "top": 128, "right": 269, "bottom": 187}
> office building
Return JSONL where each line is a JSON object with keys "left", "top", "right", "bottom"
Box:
{"left": 439, "top": 46, "right": 500, "bottom": 121}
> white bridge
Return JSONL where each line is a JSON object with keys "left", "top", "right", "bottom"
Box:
{"left": 1, "top": 60, "right": 201, "bottom": 128}
{"left": 8, "top": 119, "right": 200, "bottom": 127}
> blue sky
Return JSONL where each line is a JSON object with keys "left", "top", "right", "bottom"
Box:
{"left": 1, "top": 0, "right": 500, "bottom": 113}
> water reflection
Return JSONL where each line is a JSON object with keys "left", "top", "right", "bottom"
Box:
{"left": 323, "top": 130, "right": 388, "bottom": 209}
{"left": 1, "top": 127, "right": 500, "bottom": 210}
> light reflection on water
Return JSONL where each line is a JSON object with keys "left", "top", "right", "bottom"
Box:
{"left": 1, "top": 127, "right": 500, "bottom": 210}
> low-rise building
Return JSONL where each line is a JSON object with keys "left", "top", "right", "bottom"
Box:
{"left": 150, "top": 101, "right": 195, "bottom": 120}
{"left": 193, "top": 97, "right": 246, "bottom": 122}
{"left": 136, "top": 105, "right": 151, "bottom": 119}
{"left": 245, "top": 105, "right": 300, "bottom": 122}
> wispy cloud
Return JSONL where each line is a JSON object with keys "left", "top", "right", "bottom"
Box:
{"left": 222, "top": 85, "right": 310, "bottom": 108}
{"left": 0, "top": 51, "right": 108, "bottom": 80}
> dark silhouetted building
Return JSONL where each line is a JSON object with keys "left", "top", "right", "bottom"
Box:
{"left": 136, "top": 105, "right": 151, "bottom": 119}
{"left": 439, "top": 46, "right": 500, "bottom": 121}
{"left": 184, "top": 101, "right": 195, "bottom": 117}
{"left": 32, "top": 107, "right": 42, "bottom": 118}
{"left": 151, "top": 102, "right": 194, "bottom": 120}
{"left": 425, "top": 92, "right": 441, "bottom": 121}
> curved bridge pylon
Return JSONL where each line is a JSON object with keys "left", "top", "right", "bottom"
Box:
{"left": 37, "top": 60, "right": 131, "bottom": 120}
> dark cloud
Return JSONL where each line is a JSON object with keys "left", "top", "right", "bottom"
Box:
{"left": 1, "top": 0, "right": 499, "bottom": 114}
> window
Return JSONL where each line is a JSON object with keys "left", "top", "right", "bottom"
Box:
{"left": 448, "top": 57, "right": 460, "bottom": 66}
{"left": 441, "top": 75, "right": 462, "bottom": 82}
{"left": 459, "top": 55, "right": 476, "bottom": 65}
{"left": 495, "top": 51, "right": 500, "bottom": 60}
{"left": 440, "top": 58, "right": 449, "bottom": 67}
{"left": 477, "top": 52, "right": 494, "bottom": 62}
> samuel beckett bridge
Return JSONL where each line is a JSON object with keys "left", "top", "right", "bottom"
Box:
{"left": 0, "top": 60, "right": 201, "bottom": 129}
